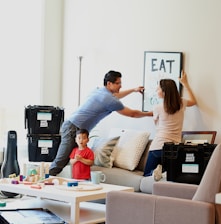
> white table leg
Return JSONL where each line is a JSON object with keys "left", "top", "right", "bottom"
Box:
{"left": 70, "top": 200, "right": 79, "bottom": 224}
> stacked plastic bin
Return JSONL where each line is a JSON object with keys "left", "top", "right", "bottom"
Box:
{"left": 25, "top": 105, "right": 64, "bottom": 162}
{"left": 162, "top": 142, "right": 216, "bottom": 184}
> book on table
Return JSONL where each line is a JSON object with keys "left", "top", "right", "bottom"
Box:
{"left": 0, "top": 208, "right": 66, "bottom": 224}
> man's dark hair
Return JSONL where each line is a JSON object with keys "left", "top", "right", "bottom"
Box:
{"left": 76, "top": 129, "right": 89, "bottom": 137}
{"left": 103, "top": 70, "right": 122, "bottom": 86}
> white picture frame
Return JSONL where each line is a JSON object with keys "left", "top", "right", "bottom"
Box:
{"left": 143, "top": 51, "right": 183, "bottom": 111}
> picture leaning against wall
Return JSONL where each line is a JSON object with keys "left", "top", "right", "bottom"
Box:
{"left": 142, "top": 51, "right": 183, "bottom": 112}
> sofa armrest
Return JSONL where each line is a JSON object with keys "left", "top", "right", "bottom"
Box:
{"left": 106, "top": 191, "right": 215, "bottom": 224}
{"left": 153, "top": 181, "right": 198, "bottom": 199}
{"left": 106, "top": 191, "right": 155, "bottom": 224}
{"left": 155, "top": 196, "right": 215, "bottom": 224}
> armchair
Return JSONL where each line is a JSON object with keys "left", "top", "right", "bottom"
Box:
{"left": 106, "top": 144, "right": 221, "bottom": 224}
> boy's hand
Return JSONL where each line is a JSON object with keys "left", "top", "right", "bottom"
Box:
{"left": 75, "top": 154, "right": 82, "bottom": 161}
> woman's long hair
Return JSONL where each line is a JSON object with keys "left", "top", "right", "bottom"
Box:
{"left": 160, "top": 79, "right": 182, "bottom": 114}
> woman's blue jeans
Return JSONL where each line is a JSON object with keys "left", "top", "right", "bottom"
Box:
{"left": 143, "top": 149, "right": 162, "bottom": 177}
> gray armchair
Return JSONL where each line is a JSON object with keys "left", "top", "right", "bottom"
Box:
{"left": 106, "top": 144, "right": 221, "bottom": 224}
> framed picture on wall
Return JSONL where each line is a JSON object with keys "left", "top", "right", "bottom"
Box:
{"left": 142, "top": 51, "right": 183, "bottom": 111}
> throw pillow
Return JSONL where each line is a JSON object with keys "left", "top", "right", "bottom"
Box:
{"left": 113, "top": 129, "right": 150, "bottom": 171}
{"left": 92, "top": 136, "right": 120, "bottom": 168}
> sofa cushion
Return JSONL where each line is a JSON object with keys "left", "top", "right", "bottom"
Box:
{"left": 91, "top": 165, "right": 143, "bottom": 192}
{"left": 92, "top": 136, "right": 120, "bottom": 168}
{"left": 140, "top": 173, "right": 167, "bottom": 194}
{"left": 136, "top": 140, "right": 152, "bottom": 172}
{"left": 113, "top": 130, "right": 150, "bottom": 171}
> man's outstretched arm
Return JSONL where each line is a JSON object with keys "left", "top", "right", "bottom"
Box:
{"left": 114, "top": 86, "right": 144, "bottom": 99}
{"left": 117, "top": 106, "right": 153, "bottom": 118}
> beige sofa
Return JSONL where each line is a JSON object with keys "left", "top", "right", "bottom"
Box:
{"left": 90, "top": 130, "right": 217, "bottom": 194}
{"left": 105, "top": 144, "right": 221, "bottom": 224}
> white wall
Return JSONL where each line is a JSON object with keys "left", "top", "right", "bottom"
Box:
{"left": 1, "top": 0, "right": 220, "bottom": 146}
{"left": 41, "top": 0, "right": 64, "bottom": 106}
{"left": 0, "top": 0, "right": 63, "bottom": 147}
{"left": 0, "top": 0, "right": 42, "bottom": 146}
{"left": 61, "top": 0, "right": 221, "bottom": 143}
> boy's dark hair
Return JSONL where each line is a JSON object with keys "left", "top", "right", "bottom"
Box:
{"left": 76, "top": 129, "right": 89, "bottom": 137}
{"left": 103, "top": 70, "right": 122, "bottom": 86}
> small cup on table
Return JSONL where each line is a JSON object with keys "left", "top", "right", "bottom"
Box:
{"left": 90, "top": 171, "right": 106, "bottom": 184}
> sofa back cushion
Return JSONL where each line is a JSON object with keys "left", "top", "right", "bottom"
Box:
{"left": 136, "top": 140, "right": 152, "bottom": 172}
{"left": 92, "top": 136, "right": 120, "bottom": 168}
{"left": 109, "top": 128, "right": 150, "bottom": 171}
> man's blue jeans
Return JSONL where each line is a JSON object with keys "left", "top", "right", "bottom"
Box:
{"left": 49, "top": 120, "right": 78, "bottom": 175}
{"left": 143, "top": 149, "right": 162, "bottom": 177}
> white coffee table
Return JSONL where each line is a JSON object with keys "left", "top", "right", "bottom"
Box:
{"left": 0, "top": 178, "right": 134, "bottom": 224}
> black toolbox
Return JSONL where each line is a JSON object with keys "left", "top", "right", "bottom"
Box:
{"left": 25, "top": 105, "right": 64, "bottom": 134}
{"left": 162, "top": 142, "right": 217, "bottom": 184}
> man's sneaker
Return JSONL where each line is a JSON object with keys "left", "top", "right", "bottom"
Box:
{"left": 153, "top": 164, "right": 163, "bottom": 181}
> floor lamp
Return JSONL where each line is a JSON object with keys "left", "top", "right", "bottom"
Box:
{"left": 78, "top": 56, "right": 83, "bottom": 106}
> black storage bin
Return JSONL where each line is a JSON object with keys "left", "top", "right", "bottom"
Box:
{"left": 27, "top": 134, "right": 61, "bottom": 162}
{"left": 25, "top": 105, "right": 64, "bottom": 134}
{"left": 162, "top": 142, "right": 217, "bottom": 184}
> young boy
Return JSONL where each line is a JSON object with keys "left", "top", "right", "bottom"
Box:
{"left": 69, "top": 129, "right": 94, "bottom": 180}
